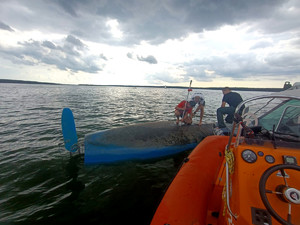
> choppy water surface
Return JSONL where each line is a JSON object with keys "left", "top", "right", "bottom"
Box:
{"left": 0, "top": 83, "right": 267, "bottom": 224}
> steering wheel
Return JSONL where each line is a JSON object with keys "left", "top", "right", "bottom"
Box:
{"left": 242, "top": 112, "right": 258, "bottom": 126}
{"left": 259, "top": 164, "right": 300, "bottom": 225}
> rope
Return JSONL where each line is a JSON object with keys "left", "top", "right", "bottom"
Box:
{"left": 222, "top": 146, "right": 235, "bottom": 216}
{"left": 225, "top": 148, "right": 235, "bottom": 175}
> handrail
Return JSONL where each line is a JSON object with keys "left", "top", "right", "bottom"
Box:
{"left": 235, "top": 94, "right": 300, "bottom": 117}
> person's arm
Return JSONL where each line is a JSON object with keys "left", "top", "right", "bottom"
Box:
{"left": 193, "top": 105, "right": 200, "bottom": 115}
{"left": 193, "top": 105, "right": 204, "bottom": 125}
{"left": 221, "top": 94, "right": 227, "bottom": 107}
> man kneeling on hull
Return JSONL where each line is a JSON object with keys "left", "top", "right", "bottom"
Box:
{"left": 217, "top": 87, "right": 243, "bottom": 128}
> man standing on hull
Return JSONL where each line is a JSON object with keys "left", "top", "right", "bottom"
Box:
{"left": 217, "top": 87, "right": 243, "bottom": 128}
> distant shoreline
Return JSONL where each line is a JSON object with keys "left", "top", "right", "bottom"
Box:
{"left": 0, "top": 79, "right": 61, "bottom": 86}
{"left": 0, "top": 79, "right": 284, "bottom": 92}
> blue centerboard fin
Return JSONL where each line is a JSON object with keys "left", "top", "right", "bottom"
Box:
{"left": 61, "top": 108, "right": 79, "bottom": 152}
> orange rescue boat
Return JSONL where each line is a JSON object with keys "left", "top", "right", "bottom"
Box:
{"left": 151, "top": 86, "right": 300, "bottom": 225}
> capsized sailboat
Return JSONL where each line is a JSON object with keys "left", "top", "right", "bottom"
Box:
{"left": 151, "top": 87, "right": 300, "bottom": 225}
{"left": 61, "top": 114, "right": 214, "bottom": 164}
{"left": 83, "top": 121, "right": 213, "bottom": 164}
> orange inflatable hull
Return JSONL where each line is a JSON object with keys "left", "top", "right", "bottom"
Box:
{"left": 151, "top": 136, "right": 228, "bottom": 225}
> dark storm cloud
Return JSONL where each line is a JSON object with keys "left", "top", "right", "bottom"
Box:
{"left": 137, "top": 55, "right": 158, "bottom": 64}
{"left": 94, "top": 0, "right": 289, "bottom": 44}
{"left": 54, "top": 0, "right": 79, "bottom": 17}
{"left": 0, "top": 35, "right": 102, "bottom": 73}
{"left": 0, "top": 21, "right": 14, "bottom": 32}
{"left": 255, "top": 0, "right": 300, "bottom": 34}
{"left": 0, "top": 0, "right": 292, "bottom": 45}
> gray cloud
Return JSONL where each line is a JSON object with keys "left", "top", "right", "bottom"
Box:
{"left": 265, "top": 53, "right": 300, "bottom": 72}
{"left": 53, "top": 0, "right": 79, "bottom": 17}
{"left": 0, "top": 0, "right": 294, "bottom": 45}
{"left": 126, "top": 52, "right": 158, "bottom": 64}
{"left": 254, "top": 0, "right": 300, "bottom": 34}
{"left": 250, "top": 41, "right": 273, "bottom": 50}
{"left": 42, "top": 41, "right": 56, "bottom": 49}
{"left": 0, "top": 35, "right": 103, "bottom": 73}
{"left": 66, "top": 35, "right": 85, "bottom": 48}
{"left": 137, "top": 55, "right": 157, "bottom": 64}
{"left": 127, "top": 52, "right": 134, "bottom": 59}
{"left": 145, "top": 73, "right": 183, "bottom": 84}
{"left": 99, "top": 53, "right": 108, "bottom": 61}
{"left": 182, "top": 51, "right": 300, "bottom": 83}
{"left": 290, "top": 37, "right": 300, "bottom": 49}
{"left": 0, "top": 0, "right": 299, "bottom": 85}
{"left": 0, "top": 21, "right": 14, "bottom": 32}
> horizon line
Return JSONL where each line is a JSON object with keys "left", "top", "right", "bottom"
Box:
{"left": 0, "top": 78, "right": 284, "bottom": 92}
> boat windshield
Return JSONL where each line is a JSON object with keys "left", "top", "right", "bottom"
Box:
{"left": 233, "top": 92, "right": 300, "bottom": 145}
{"left": 260, "top": 99, "right": 300, "bottom": 137}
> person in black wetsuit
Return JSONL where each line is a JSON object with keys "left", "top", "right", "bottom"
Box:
{"left": 217, "top": 87, "right": 243, "bottom": 128}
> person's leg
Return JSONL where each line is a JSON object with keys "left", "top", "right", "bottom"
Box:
{"left": 217, "top": 107, "right": 226, "bottom": 128}
{"left": 224, "top": 106, "right": 236, "bottom": 123}
{"left": 175, "top": 110, "right": 181, "bottom": 124}
{"left": 217, "top": 107, "right": 235, "bottom": 128}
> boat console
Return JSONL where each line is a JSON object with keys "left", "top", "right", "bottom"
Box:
{"left": 219, "top": 92, "right": 300, "bottom": 225}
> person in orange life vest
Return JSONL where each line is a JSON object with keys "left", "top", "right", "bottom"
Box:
{"left": 175, "top": 100, "right": 196, "bottom": 125}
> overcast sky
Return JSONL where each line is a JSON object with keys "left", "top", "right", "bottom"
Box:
{"left": 0, "top": 0, "right": 299, "bottom": 87}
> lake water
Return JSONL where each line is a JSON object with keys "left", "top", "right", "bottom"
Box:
{"left": 0, "top": 83, "right": 268, "bottom": 225}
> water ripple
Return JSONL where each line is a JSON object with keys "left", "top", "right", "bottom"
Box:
{"left": 0, "top": 83, "right": 267, "bottom": 224}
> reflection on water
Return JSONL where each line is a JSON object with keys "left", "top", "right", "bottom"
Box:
{"left": 65, "top": 155, "right": 85, "bottom": 202}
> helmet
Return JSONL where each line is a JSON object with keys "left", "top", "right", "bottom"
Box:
{"left": 192, "top": 92, "right": 204, "bottom": 101}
